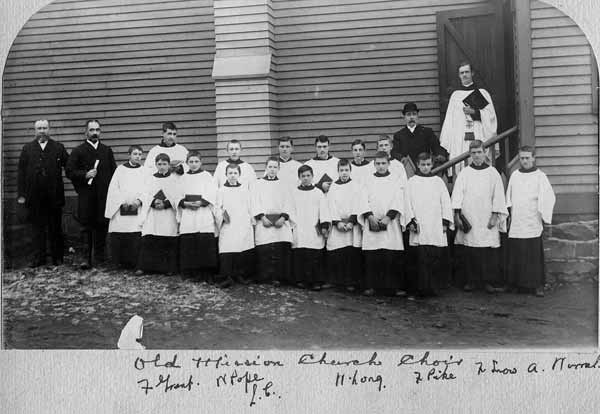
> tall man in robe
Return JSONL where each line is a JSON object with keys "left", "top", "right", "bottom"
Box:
{"left": 144, "top": 122, "right": 189, "bottom": 176}
{"left": 304, "top": 135, "right": 339, "bottom": 193}
{"left": 506, "top": 146, "right": 555, "bottom": 297}
{"left": 213, "top": 139, "right": 257, "bottom": 188}
{"left": 66, "top": 119, "right": 117, "bottom": 269}
{"left": 440, "top": 62, "right": 497, "bottom": 176}
{"left": 451, "top": 140, "right": 507, "bottom": 293}
{"left": 17, "top": 119, "right": 69, "bottom": 266}
{"left": 276, "top": 136, "right": 302, "bottom": 189}
{"left": 392, "top": 102, "right": 448, "bottom": 173}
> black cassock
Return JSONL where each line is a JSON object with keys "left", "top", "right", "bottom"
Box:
{"left": 17, "top": 138, "right": 69, "bottom": 264}
{"left": 66, "top": 140, "right": 116, "bottom": 263}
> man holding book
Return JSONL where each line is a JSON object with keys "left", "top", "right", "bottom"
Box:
{"left": 439, "top": 62, "right": 497, "bottom": 176}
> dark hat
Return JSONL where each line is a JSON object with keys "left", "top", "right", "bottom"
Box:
{"left": 402, "top": 102, "right": 419, "bottom": 114}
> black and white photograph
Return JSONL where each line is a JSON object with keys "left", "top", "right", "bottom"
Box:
{"left": 1, "top": 0, "right": 598, "bottom": 352}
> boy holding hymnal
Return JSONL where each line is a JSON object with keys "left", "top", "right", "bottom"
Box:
{"left": 451, "top": 140, "right": 507, "bottom": 293}
{"left": 290, "top": 164, "right": 330, "bottom": 290}
{"left": 104, "top": 145, "right": 146, "bottom": 269}
{"left": 251, "top": 157, "right": 294, "bottom": 284}
{"left": 176, "top": 151, "right": 218, "bottom": 282}
{"left": 406, "top": 152, "right": 453, "bottom": 297}
{"left": 136, "top": 153, "right": 180, "bottom": 275}
{"left": 325, "top": 159, "right": 363, "bottom": 292}
{"left": 215, "top": 163, "right": 256, "bottom": 287}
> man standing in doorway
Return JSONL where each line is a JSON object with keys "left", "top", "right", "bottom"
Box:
{"left": 439, "top": 62, "right": 497, "bottom": 176}
{"left": 17, "top": 119, "right": 69, "bottom": 267}
{"left": 66, "top": 119, "right": 117, "bottom": 269}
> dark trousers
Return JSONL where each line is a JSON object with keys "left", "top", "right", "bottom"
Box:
{"left": 81, "top": 220, "right": 109, "bottom": 265}
{"left": 31, "top": 206, "right": 64, "bottom": 263}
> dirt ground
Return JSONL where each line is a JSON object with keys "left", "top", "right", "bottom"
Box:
{"left": 2, "top": 264, "right": 597, "bottom": 349}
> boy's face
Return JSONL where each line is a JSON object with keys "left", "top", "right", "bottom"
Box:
{"left": 226, "top": 168, "right": 240, "bottom": 183}
{"left": 352, "top": 144, "right": 365, "bottom": 161}
{"left": 129, "top": 149, "right": 143, "bottom": 165}
{"left": 377, "top": 139, "right": 392, "bottom": 155}
{"left": 228, "top": 143, "right": 241, "bottom": 160}
{"left": 299, "top": 170, "right": 313, "bottom": 186}
{"left": 418, "top": 158, "right": 432, "bottom": 174}
{"left": 162, "top": 128, "right": 177, "bottom": 146}
{"left": 278, "top": 141, "right": 293, "bottom": 159}
{"left": 519, "top": 151, "right": 535, "bottom": 170}
{"left": 374, "top": 157, "right": 389, "bottom": 174}
{"left": 265, "top": 161, "right": 279, "bottom": 177}
{"left": 187, "top": 156, "right": 202, "bottom": 172}
{"left": 404, "top": 111, "right": 419, "bottom": 128}
{"left": 469, "top": 147, "right": 486, "bottom": 165}
{"left": 316, "top": 141, "right": 329, "bottom": 158}
{"left": 156, "top": 159, "right": 170, "bottom": 174}
{"left": 338, "top": 164, "right": 351, "bottom": 181}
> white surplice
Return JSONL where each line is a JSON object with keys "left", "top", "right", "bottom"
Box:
{"left": 176, "top": 170, "right": 217, "bottom": 235}
{"left": 144, "top": 144, "right": 189, "bottom": 174}
{"left": 140, "top": 173, "right": 180, "bottom": 237}
{"left": 105, "top": 163, "right": 147, "bottom": 233}
{"left": 251, "top": 178, "right": 294, "bottom": 246}
{"left": 290, "top": 185, "right": 329, "bottom": 249}
{"left": 276, "top": 158, "right": 302, "bottom": 189}
{"left": 350, "top": 160, "right": 375, "bottom": 186}
{"left": 368, "top": 158, "right": 408, "bottom": 188}
{"left": 215, "top": 183, "right": 255, "bottom": 253}
{"left": 506, "top": 168, "right": 556, "bottom": 238}
{"left": 357, "top": 172, "right": 408, "bottom": 251}
{"left": 304, "top": 156, "right": 340, "bottom": 188}
{"left": 440, "top": 87, "right": 497, "bottom": 175}
{"left": 213, "top": 159, "right": 257, "bottom": 188}
{"left": 326, "top": 179, "right": 363, "bottom": 250}
{"left": 452, "top": 164, "right": 507, "bottom": 247}
{"left": 407, "top": 174, "right": 453, "bottom": 247}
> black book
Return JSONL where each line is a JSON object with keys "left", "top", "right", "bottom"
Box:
{"left": 184, "top": 194, "right": 204, "bottom": 202}
{"left": 462, "top": 88, "right": 489, "bottom": 110}
{"left": 120, "top": 204, "right": 138, "bottom": 216}
{"left": 316, "top": 173, "right": 333, "bottom": 188}
{"left": 153, "top": 190, "right": 166, "bottom": 201}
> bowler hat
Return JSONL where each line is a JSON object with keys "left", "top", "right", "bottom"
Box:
{"left": 402, "top": 102, "right": 419, "bottom": 114}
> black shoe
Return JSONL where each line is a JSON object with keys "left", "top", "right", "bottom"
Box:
{"left": 217, "top": 277, "right": 234, "bottom": 289}
{"left": 79, "top": 261, "right": 92, "bottom": 270}
{"left": 52, "top": 258, "right": 64, "bottom": 266}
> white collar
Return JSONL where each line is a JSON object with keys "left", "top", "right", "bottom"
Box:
{"left": 407, "top": 125, "right": 417, "bottom": 133}
{"left": 86, "top": 139, "right": 99, "bottom": 150}
{"left": 38, "top": 140, "right": 48, "bottom": 150}
{"left": 462, "top": 82, "right": 474, "bottom": 88}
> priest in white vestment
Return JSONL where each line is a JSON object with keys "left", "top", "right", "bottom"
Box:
{"left": 440, "top": 62, "right": 497, "bottom": 176}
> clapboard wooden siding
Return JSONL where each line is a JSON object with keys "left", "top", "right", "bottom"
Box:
{"left": 530, "top": 0, "right": 599, "bottom": 195}
{"left": 272, "top": 0, "right": 487, "bottom": 161}
{"left": 2, "top": 0, "right": 217, "bottom": 198}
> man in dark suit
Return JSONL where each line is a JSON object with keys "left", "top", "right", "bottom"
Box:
{"left": 392, "top": 102, "right": 448, "bottom": 169}
{"left": 66, "top": 119, "right": 117, "bottom": 269}
{"left": 17, "top": 120, "right": 70, "bottom": 267}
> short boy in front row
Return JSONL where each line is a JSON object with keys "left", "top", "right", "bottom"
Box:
{"left": 359, "top": 151, "right": 410, "bottom": 296}
{"left": 216, "top": 163, "right": 256, "bottom": 287}
{"left": 505, "top": 146, "right": 555, "bottom": 297}
{"left": 451, "top": 140, "right": 507, "bottom": 293}
{"left": 290, "top": 165, "right": 330, "bottom": 290}
{"left": 176, "top": 151, "right": 218, "bottom": 282}
{"left": 326, "top": 159, "right": 363, "bottom": 292}
{"left": 406, "top": 153, "right": 453, "bottom": 296}
{"left": 251, "top": 157, "right": 293, "bottom": 284}
{"left": 136, "top": 153, "right": 180, "bottom": 275}
{"left": 105, "top": 145, "right": 146, "bottom": 269}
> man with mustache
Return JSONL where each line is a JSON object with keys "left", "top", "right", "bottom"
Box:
{"left": 17, "top": 119, "right": 69, "bottom": 267}
{"left": 66, "top": 119, "right": 117, "bottom": 269}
